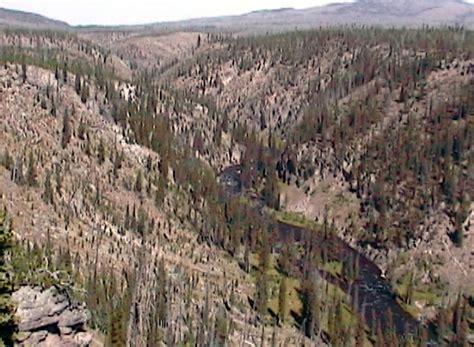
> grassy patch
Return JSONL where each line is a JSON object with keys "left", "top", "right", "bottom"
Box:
{"left": 395, "top": 272, "right": 442, "bottom": 317}
{"left": 268, "top": 275, "right": 303, "bottom": 321}
{"left": 323, "top": 261, "right": 343, "bottom": 277}
{"left": 267, "top": 208, "right": 320, "bottom": 231}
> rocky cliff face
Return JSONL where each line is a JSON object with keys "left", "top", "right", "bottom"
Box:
{"left": 13, "top": 287, "right": 94, "bottom": 347}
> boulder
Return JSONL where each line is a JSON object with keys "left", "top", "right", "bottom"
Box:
{"left": 13, "top": 286, "right": 93, "bottom": 347}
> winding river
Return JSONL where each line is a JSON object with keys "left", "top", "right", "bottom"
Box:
{"left": 220, "top": 165, "right": 435, "bottom": 345}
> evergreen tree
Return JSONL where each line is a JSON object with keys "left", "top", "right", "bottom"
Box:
{"left": 263, "top": 166, "right": 280, "bottom": 210}
{"left": 26, "top": 152, "right": 37, "bottom": 187}
{"left": 21, "top": 61, "right": 27, "bottom": 84}
{"left": 113, "top": 150, "right": 123, "bottom": 179}
{"left": 75, "top": 75, "right": 82, "bottom": 95}
{"left": 135, "top": 170, "right": 143, "bottom": 193}
{"left": 97, "top": 140, "right": 106, "bottom": 165}
{"left": 0, "top": 210, "right": 16, "bottom": 345}
{"left": 1, "top": 150, "right": 13, "bottom": 171}
{"left": 61, "top": 109, "right": 72, "bottom": 149}
{"left": 156, "top": 259, "right": 168, "bottom": 327}
{"left": 80, "top": 83, "right": 89, "bottom": 104}
{"left": 301, "top": 273, "right": 320, "bottom": 339}
{"left": 154, "top": 176, "right": 166, "bottom": 207}
{"left": 107, "top": 308, "right": 126, "bottom": 347}
{"left": 62, "top": 62, "right": 68, "bottom": 83}
{"left": 54, "top": 65, "right": 60, "bottom": 81}
{"left": 11, "top": 156, "right": 24, "bottom": 185}
{"left": 42, "top": 170, "right": 54, "bottom": 205}
{"left": 278, "top": 277, "right": 288, "bottom": 325}
{"left": 255, "top": 233, "right": 270, "bottom": 320}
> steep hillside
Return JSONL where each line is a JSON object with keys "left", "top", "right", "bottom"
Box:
{"left": 78, "top": 31, "right": 206, "bottom": 74}
{"left": 0, "top": 30, "right": 133, "bottom": 81}
{"left": 0, "top": 60, "right": 330, "bottom": 346}
{"left": 167, "top": 27, "right": 474, "bottom": 315}
{"left": 1, "top": 22, "right": 474, "bottom": 347}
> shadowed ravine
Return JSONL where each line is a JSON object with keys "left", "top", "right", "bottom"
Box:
{"left": 220, "top": 165, "right": 436, "bottom": 345}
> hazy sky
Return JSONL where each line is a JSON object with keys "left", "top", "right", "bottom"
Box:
{"left": 0, "top": 0, "right": 356, "bottom": 26}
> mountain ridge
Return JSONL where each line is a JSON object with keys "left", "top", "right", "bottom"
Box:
{"left": 0, "top": 7, "right": 70, "bottom": 30}
{"left": 1, "top": 0, "right": 474, "bottom": 32}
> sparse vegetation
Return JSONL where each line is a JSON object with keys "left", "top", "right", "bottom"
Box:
{"left": 0, "top": 13, "right": 473, "bottom": 347}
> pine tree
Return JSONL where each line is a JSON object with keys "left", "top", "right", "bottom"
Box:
{"left": 156, "top": 259, "right": 168, "bottom": 327}
{"left": 135, "top": 170, "right": 143, "bottom": 193}
{"left": 255, "top": 234, "right": 270, "bottom": 320}
{"left": 0, "top": 210, "right": 16, "bottom": 345}
{"left": 108, "top": 308, "right": 126, "bottom": 347}
{"left": 113, "top": 150, "right": 123, "bottom": 179}
{"left": 61, "top": 109, "right": 71, "bottom": 149}
{"left": 215, "top": 308, "right": 229, "bottom": 345}
{"left": 278, "top": 277, "right": 288, "bottom": 325}
{"left": 405, "top": 272, "right": 414, "bottom": 306}
{"left": 75, "top": 75, "right": 82, "bottom": 95}
{"left": 42, "top": 170, "right": 54, "bottom": 205}
{"left": 62, "top": 62, "right": 68, "bottom": 83}
{"left": 137, "top": 206, "right": 147, "bottom": 236}
{"left": 21, "top": 61, "right": 27, "bottom": 84}
{"left": 1, "top": 150, "right": 13, "bottom": 171}
{"left": 263, "top": 166, "right": 280, "bottom": 210}
{"left": 154, "top": 176, "right": 166, "bottom": 207}
{"left": 11, "top": 156, "right": 24, "bottom": 185}
{"left": 26, "top": 152, "right": 37, "bottom": 187}
{"left": 78, "top": 122, "right": 86, "bottom": 141}
{"left": 55, "top": 166, "right": 62, "bottom": 197}
{"left": 301, "top": 273, "right": 320, "bottom": 339}
{"left": 97, "top": 140, "right": 106, "bottom": 165}
{"left": 55, "top": 65, "right": 60, "bottom": 81}
{"left": 80, "top": 83, "right": 89, "bottom": 104}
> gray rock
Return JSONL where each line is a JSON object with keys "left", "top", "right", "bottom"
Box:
{"left": 24, "top": 331, "right": 48, "bottom": 346}
{"left": 74, "top": 332, "right": 93, "bottom": 346}
{"left": 59, "top": 326, "right": 73, "bottom": 336}
{"left": 58, "top": 309, "right": 88, "bottom": 328}
{"left": 13, "top": 286, "right": 93, "bottom": 347}
{"left": 13, "top": 286, "right": 70, "bottom": 331}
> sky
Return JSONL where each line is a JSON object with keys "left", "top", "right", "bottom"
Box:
{"left": 0, "top": 0, "right": 355, "bottom": 26}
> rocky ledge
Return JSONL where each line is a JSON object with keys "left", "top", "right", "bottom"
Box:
{"left": 13, "top": 286, "right": 93, "bottom": 347}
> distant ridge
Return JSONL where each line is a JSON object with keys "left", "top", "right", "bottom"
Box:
{"left": 249, "top": 8, "right": 295, "bottom": 14}
{"left": 153, "top": 0, "right": 474, "bottom": 32}
{"left": 0, "top": 7, "right": 70, "bottom": 30}
{"left": 0, "top": 0, "right": 473, "bottom": 33}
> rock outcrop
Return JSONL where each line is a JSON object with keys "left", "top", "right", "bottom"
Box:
{"left": 13, "top": 286, "right": 93, "bottom": 347}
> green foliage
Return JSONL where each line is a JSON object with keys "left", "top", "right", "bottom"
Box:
{"left": 263, "top": 165, "right": 280, "bottom": 210}
{"left": 0, "top": 32, "right": 123, "bottom": 88}
{"left": 42, "top": 170, "right": 54, "bottom": 205}
{"left": 11, "top": 240, "right": 72, "bottom": 291}
{"left": 214, "top": 308, "right": 230, "bottom": 346}
{"left": 97, "top": 139, "right": 106, "bottom": 165}
{"left": 278, "top": 276, "right": 288, "bottom": 324}
{"left": 0, "top": 150, "right": 13, "bottom": 171}
{"left": 25, "top": 151, "right": 36, "bottom": 187}
{"left": 75, "top": 74, "right": 82, "bottom": 95}
{"left": 134, "top": 169, "right": 143, "bottom": 193}
{"left": 301, "top": 273, "right": 321, "bottom": 339}
{"left": 61, "top": 109, "right": 71, "bottom": 149}
{"left": 0, "top": 210, "right": 16, "bottom": 346}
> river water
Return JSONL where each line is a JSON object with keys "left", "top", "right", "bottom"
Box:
{"left": 220, "top": 165, "right": 435, "bottom": 344}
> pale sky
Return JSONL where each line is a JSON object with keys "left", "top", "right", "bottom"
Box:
{"left": 0, "top": 0, "right": 355, "bottom": 26}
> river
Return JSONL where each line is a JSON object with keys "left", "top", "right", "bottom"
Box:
{"left": 220, "top": 165, "right": 436, "bottom": 345}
